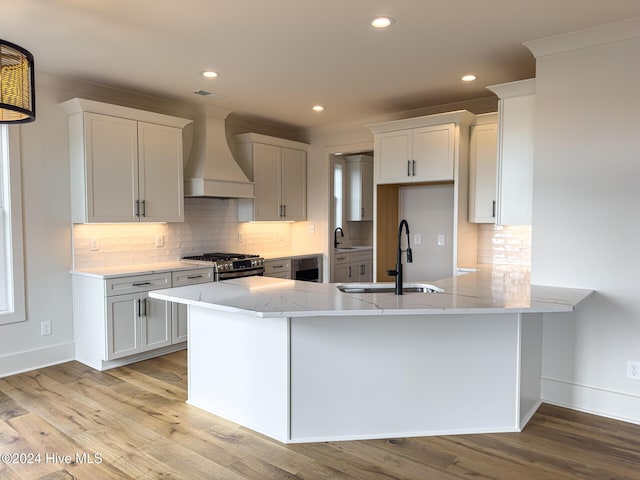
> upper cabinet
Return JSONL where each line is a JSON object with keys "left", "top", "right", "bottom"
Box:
{"left": 61, "top": 98, "right": 192, "bottom": 224}
{"left": 487, "top": 79, "right": 535, "bottom": 225}
{"left": 468, "top": 113, "right": 498, "bottom": 224}
{"left": 368, "top": 119, "right": 461, "bottom": 184}
{"left": 345, "top": 154, "right": 373, "bottom": 221}
{"left": 235, "top": 133, "right": 309, "bottom": 222}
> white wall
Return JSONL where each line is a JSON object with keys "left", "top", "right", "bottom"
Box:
{"left": 528, "top": 20, "right": 640, "bottom": 423}
{"left": 0, "top": 74, "right": 76, "bottom": 375}
{"left": 0, "top": 73, "right": 199, "bottom": 376}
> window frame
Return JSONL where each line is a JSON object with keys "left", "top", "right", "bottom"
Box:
{"left": 0, "top": 124, "right": 26, "bottom": 325}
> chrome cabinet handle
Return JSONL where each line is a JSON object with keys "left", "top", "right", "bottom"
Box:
{"left": 132, "top": 281, "right": 151, "bottom": 287}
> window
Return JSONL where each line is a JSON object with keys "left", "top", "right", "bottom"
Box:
{"left": 0, "top": 124, "right": 26, "bottom": 324}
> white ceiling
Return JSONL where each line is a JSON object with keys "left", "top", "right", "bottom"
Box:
{"left": 3, "top": 1, "right": 640, "bottom": 129}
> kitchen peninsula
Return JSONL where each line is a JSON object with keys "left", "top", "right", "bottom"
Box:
{"left": 150, "top": 269, "right": 592, "bottom": 444}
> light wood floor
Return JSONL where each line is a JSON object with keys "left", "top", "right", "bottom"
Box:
{"left": 1, "top": 351, "right": 639, "bottom": 480}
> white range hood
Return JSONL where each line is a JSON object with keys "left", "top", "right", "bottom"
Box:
{"left": 184, "top": 105, "right": 254, "bottom": 198}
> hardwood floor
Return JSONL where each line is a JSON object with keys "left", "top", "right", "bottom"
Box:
{"left": 1, "top": 351, "right": 639, "bottom": 479}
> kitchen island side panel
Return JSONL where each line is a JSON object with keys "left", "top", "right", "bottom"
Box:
{"left": 289, "top": 313, "right": 521, "bottom": 442}
{"left": 518, "top": 312, "right": 543, "bottom": 427}
{"left": 187, "top": 306, "right": 290, "bottom": 442}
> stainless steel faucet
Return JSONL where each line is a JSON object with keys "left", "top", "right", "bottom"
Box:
{"left": 334, "top": 227, "right": 344, "bottom": 249}
{"left": 386, "top": 219, "right": 413, "bottom": 295}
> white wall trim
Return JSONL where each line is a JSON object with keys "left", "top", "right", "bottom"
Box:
{"left": 542, "top": 377, "right": 640, "bottom": 426}
{"left": 0, "top": 342, "right": 75, "bottom": 378}
{"left": 525, "top": 16, "right": 640, "bottom": 58}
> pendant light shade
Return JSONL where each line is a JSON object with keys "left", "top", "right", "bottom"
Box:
{"left": 0, "top": 39, "right": 35, "bottom": 124}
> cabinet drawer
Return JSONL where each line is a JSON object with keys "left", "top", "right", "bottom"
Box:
{"left": 172, "top": 268, "right": 214, "bottom": 287}
{"left": 105, "top": 272, "right": 171, "bottom": 296}
{"left": 264, "top": 259, "right": 291, "bottom": 275}
{"left": 333, "top": 253, "right": 351, "bottom": 265}
{"left": 350, "top": 251, "right": 373, "bottom": 263}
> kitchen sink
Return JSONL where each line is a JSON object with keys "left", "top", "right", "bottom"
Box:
{"left": 337, "top": 283, "right": 444, "bottom": 294}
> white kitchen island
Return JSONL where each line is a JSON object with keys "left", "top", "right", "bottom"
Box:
{"left": 149, "top": 267, "right": 592, "bottom": 444}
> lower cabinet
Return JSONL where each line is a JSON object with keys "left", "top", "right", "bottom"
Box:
{"left": 73, "top": 267, "right": 213, "bottom": 370}
{"left": 264, "top": 259, "right": 292, "bottom": 279}
{"left": 106, "top": 292, "right": 171, "bottom": 360}
{"left": 332, "top": 250, "right": 373, "bottom": 283}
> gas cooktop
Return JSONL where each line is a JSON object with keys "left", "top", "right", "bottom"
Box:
{"left": 181, "top": 253, "right": 261, "bottom": 262}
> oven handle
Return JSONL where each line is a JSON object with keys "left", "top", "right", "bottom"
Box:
{"left": 217, "top": 267, "right": 265, "bottom": 281}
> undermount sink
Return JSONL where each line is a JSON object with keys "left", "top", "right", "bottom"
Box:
{"left": 337, "top": 283, "right": 444, "bottom": 294}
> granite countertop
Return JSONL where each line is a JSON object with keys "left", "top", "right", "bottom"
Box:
{"left": 70, "top": 261, "right": 210, "bottom": 279}
{"left": 149, "top": 266, "right": 594, "bottom": 318}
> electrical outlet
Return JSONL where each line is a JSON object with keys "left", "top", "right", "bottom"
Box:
{"left": 41, "top": 321, "right": 52, "bottom": 336}
{"left": 627, "top": 361, "right": 640, "bottom": 380}
{"left": 155, "top": 235, "right": 164, "bottom": 247}
{"left": 437, "top": 234, "right": 446, "bottom": 246}
{"left": 307, "top": 224, "right": 316, "bottom": 234}
{"left": 414, "top": 234, "right": 421, "bottom": 245}
{"left": 89, "top": 238, "right": 100, "bottom": 251}
{"left": 237, "top": 232, "right": 246, "bottom": 243}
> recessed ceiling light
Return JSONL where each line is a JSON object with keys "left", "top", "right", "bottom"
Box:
{"left": 461, "top": 74, "right": 477, "bottom": 82}
{"left": 371, "top": 16, "right": 394, "bottom": 28}
{"left": 312, "top": 105, "right": 325, "bottom": 112}
{"left": 201, "top": 71, "right": 219, "bottom": 78}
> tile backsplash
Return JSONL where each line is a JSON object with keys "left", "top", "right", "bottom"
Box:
{"left": 477, "top": 224, "right": 532, "bottom": 266}
{"left": 72, "top": 198, "right": 293, "bottom": 269}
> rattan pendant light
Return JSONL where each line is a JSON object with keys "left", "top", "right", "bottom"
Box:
{"left": 0, "top": 39, "right": 35, "bottom": 124}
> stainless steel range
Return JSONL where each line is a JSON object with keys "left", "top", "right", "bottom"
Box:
{"left": 181, "top": 253, "right": 265, "bottom": 281}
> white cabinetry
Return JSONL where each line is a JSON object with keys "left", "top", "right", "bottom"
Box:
{"left": 469, "top": 113, "right": 498, "bottom": 223}
{"left": 235, "top": 133, "right": 309, "bottom": 222}
{"left": 332, "top": 250, "right": 373, "bottom": 283}
{"left": 61, "top": 98, "right": 191, "bottom": 224}
{"left": 264, "top": 259, "right": 292, "bottom": 279}
{"left": 171, "top": 267, "right": 214, "bottom": 343}
{"left": 73, "top": 266, "right": 213, "bottom": 371}
{"left": 487, "top": 79, "right": 535, "bottom": 225}
{"left": 372, "top": 122, "right": 456, "bottom": 184}
{"left": 346, "top": 155, "right": 373, "bottom": 221}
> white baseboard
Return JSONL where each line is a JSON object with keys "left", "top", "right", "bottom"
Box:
{"left": 542, "top": 377, "right": 640, "bottom": 426}
{"left": 0, "top": 342, "right": 75, "bottom": 378}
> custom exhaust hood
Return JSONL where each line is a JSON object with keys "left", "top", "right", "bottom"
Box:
{"left": 184, "top": 105, "right": 254, "bottom": 198}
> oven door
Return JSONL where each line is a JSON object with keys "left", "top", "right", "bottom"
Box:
{"left": 217, "top": 267, "right": 265, "bottom": 281}
{"left": 292, "top": 257, "right": 320, "bottom": 282}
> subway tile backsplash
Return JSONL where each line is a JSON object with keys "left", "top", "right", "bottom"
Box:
{"left": 477, "top": 224, "right": 531, "bottom": 266}
{"left": 74, "top": 199, "right": 531, "bottom": 270}
{"left": 72, "top": 198, "right": 293, "bottom": 269}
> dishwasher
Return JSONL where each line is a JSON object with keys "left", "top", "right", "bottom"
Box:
{"left": 291, "top": 256, "right": 321, "bottom": 282}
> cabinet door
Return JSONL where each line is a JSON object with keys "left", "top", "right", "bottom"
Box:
{"left": 347, "top": 159, "right": 373, "bottom": 221}
{"left": 138, "top": 122, "right": 184, "bottom": 222}
{"left": 497, "top": 94, "right": 535, "bottom": 225}
{"left": 141, "top": 294, "right": 172, "bottom": 351}
{"left": 253, "top": 143, "right": 282, "bottom": 221}
{"left": 469, "top": 123, "right": 498, "bottom": 223}
{"left": 412, "top": 123, "right": 455, "bottom": 182}
{"left": 84, "top": 113, "right": 138, "bottom": 222}
{"left": 332, "top": 263, "right": 351, "bottom": 283}
{"left": 375, "top": 130, "right": 413, "bottom": 184}
{"left": 172, "top": 303, "right": 189, "bottom": 344}
{"left": 281, "top": 148, "right": 306, "bottom": 220}
{"left": 106, "top": 293, "right": 140, "bottom": 360}
{"left": 356, "top": 261, "right": 373, "bottom": 282}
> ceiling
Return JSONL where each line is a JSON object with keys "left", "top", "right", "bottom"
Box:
{"left": 3, "top": 1, "right": 640, "bottom": 129}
